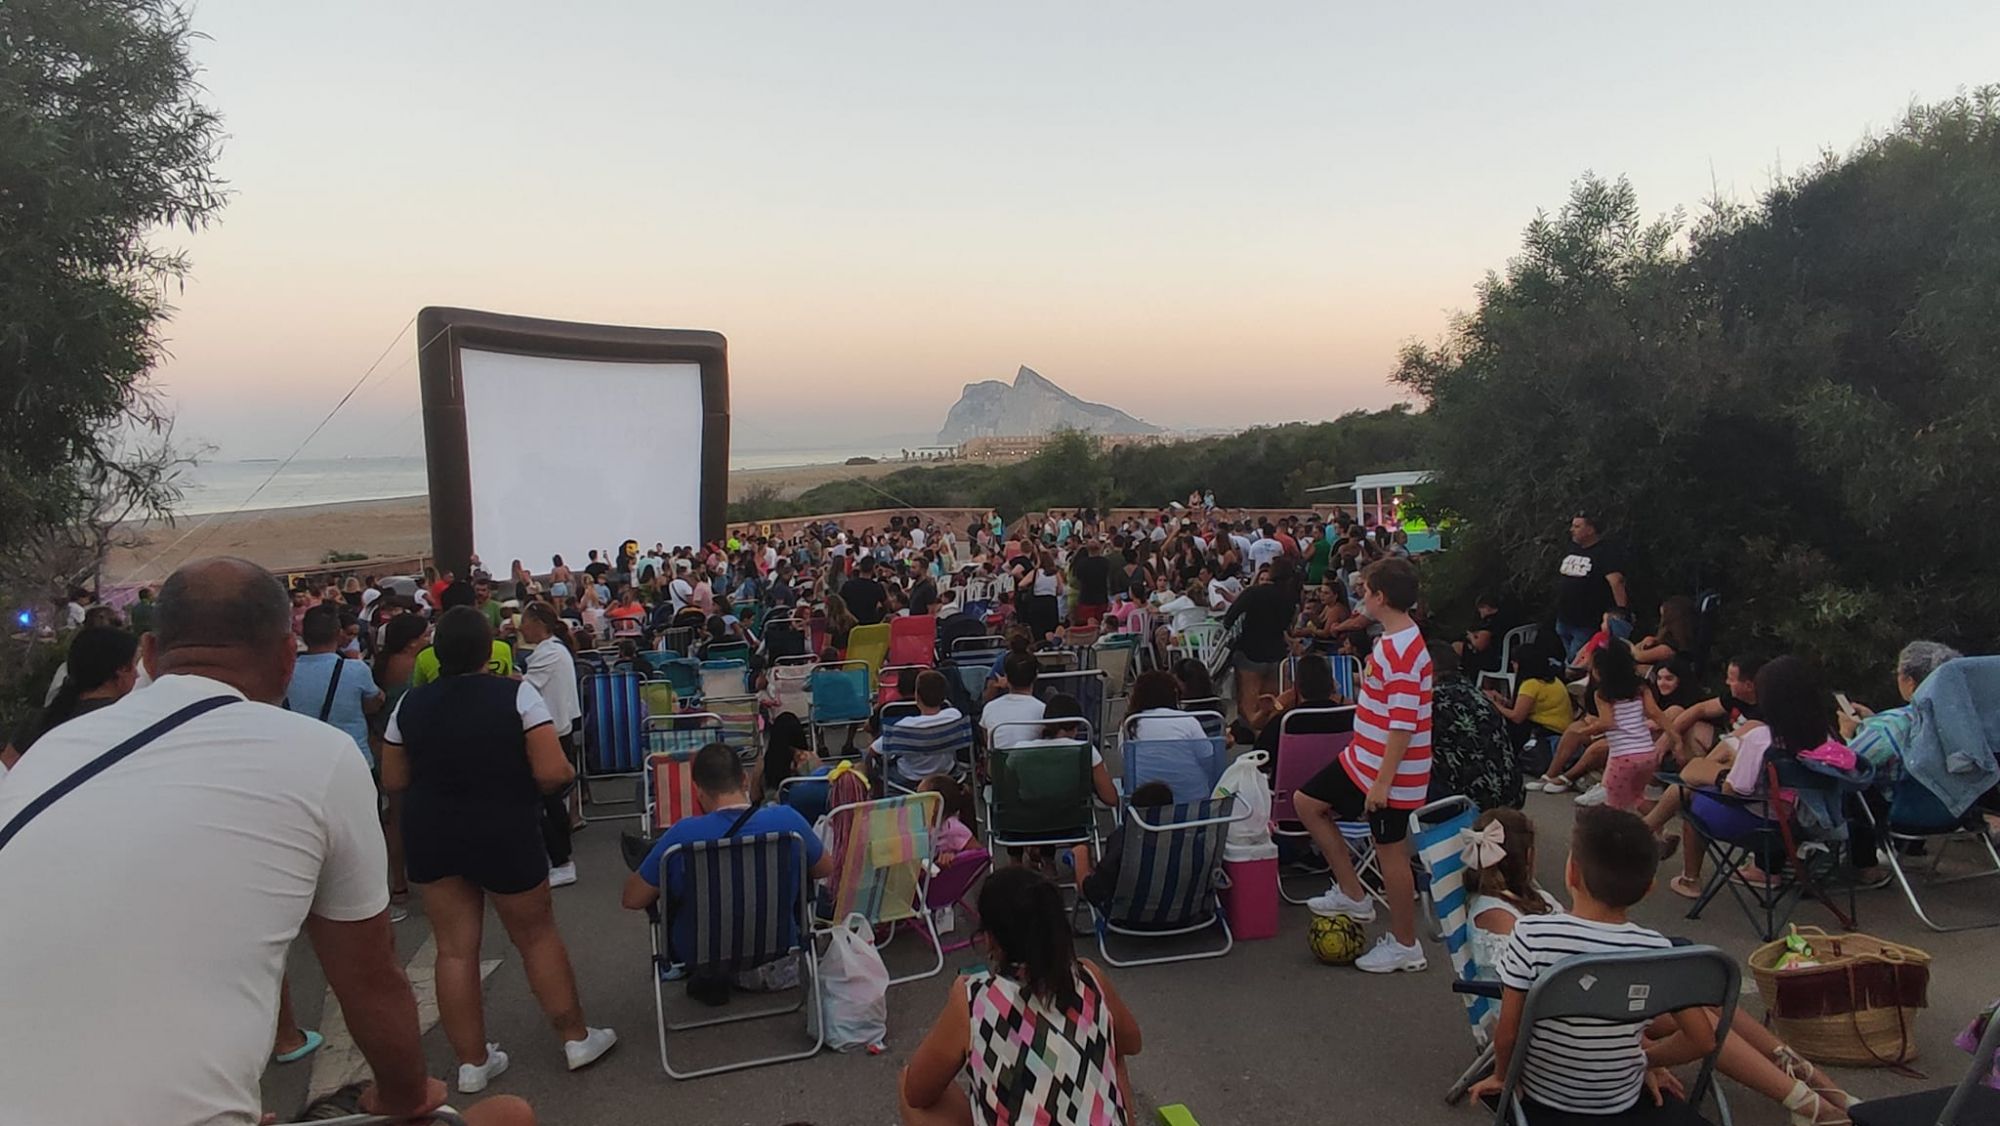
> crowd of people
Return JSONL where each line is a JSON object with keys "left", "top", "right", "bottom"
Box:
{"left": 3, "top": 498, "right": 1995, "bottom": 1125}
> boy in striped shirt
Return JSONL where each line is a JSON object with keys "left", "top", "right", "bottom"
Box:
{"left": 1297, "top": 557, "right": 1433, "bottom": 973}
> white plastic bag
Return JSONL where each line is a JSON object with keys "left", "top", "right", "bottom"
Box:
{"left": 1214, "top": 749, "right": 1277, "bottom": 861}
{"left": 818, "top": 912, "right": 889, "bottom": 1052}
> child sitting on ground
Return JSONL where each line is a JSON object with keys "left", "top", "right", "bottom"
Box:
{"left": 916, "top": 774, "right": 976, "bottom": 864}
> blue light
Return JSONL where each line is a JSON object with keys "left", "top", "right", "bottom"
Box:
{"left": 15, "top": 611, "right": 29, "bottom": 627}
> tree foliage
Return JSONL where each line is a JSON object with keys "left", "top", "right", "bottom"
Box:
{"left": 0, "top": 0, "right": 225, "bottom": 585}
{"left": 728, "top": 409, "right": 1432, "bottom": 524}
{"left": 1395, "top": 89, "right": 2000, "bottom": 695}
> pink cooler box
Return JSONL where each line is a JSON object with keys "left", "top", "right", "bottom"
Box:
{"left": 1220, "top": 857, "right": 1279, "bottom": 940}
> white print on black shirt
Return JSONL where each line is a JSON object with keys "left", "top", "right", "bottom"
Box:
{"left": 1559, "top": 553, "right": 1594, "bottom": 578}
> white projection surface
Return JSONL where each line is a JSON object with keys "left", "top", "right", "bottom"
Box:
{"left": 458, "top": 348, "right": 703, "bottom": 568}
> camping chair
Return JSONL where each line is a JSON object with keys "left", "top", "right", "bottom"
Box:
{"left": 877, "top": 713, "right": 975, "bottom": 794}
{"left": 888, "top": 614, "right": 938, "bottom": 667}
{"left": 1410, "top": 795, "right": 1500, "bottom": 1104}
{"left": 947, "top": 660, "right": 994, "bottom": 721}
{"left": 1269, "top": 710, "right": 1385, "bottom": 906}
{"left": 984, "top": 720, "right": 1102, "bottom": 859}
{"left": 1094, "top": 633, "right": 1137, "bottom": 702}
{"left": 1177, "top": 699, "right": 1227, "bottom": 738}
{"left": 926, "top": 846, "right": 992, "bottom": 954}
{"left": 1671, "top": 755, "right": 1873, "bottom": 941}
{"left": 579, "top": 670, "right": 648, "bottom": 822}
{"left": 639, "top": 680, "right": 678, "bottom": 720}
{"left": 705, "top": 694, "right": 762, "bottom": 768}
{"left": 949, "top": 635, "right": 1007, "bottom": 663}
{"left": 809, "top": 660, "right": 872, "bottom": 757}
{"left": 653, "top": 657, "right": 702, "bottom": 703}
{"left": 846, "top": 622, "right": 891, "bottom": 688}
{"left": 703, "top": 639, "right": 752, "bottom": 664}
{"left": 651, "top": 832, "right": 823, "bottom": 1079}
{"left": 1089, "top": 797, "right": 1244, "bottom": 968}
{"left": 1487, "top": 946, "right": 1739, "bottom": 1126}
{"left": 769, "top": 658, "right": 817, "bottom": 721}
{"left": 731, "top": 600, "right": 761, "bottom": 631}
{"left": 816, "top": 790, "right": 945, "bottom": 985}
{"left": 656, "top": 626, "right": 697, "bottom": 659}
{"left": 1858, "top": 774, "right": 2000, "bottom": 931}
{"left": 699, "top": 658, "right": 748, "bottom": 701}
{"left": 1034, "top": 668, "right": 1109, "bottom": 754}
{"left": 1118, "top": 712, "right": 1227, "bottom": 804}
{"left": 611, "top": 614, "right": 645, "bottom": 640}
{"left": 1850, "top": 992, "right": 2000, "bottom": 1126}
{"left": 762, "top": 613, "right": 807, "bottom": 662}
{"left": 1034, "top": 648, "right": 1080, "bottom": 674}
{"left": 640, "top": 649, "right": 684, "bottom": 674}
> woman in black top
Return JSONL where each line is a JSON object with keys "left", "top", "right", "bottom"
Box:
{"left": 3, "top": 626, "right": 139, "bottom": 768}
{"left": 381, "top": 607, "right": 614, "bottom": 1090}
{"left": 1222, "top": 557, "right": 1301, "bottom": 725}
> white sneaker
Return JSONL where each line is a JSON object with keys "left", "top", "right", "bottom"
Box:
{"left": 1306, "top": 884, "right": 1377, "bottom": 922}
{"left": 457, "top": 1044, "right": 508, "bottom": 1094}
{"left": 1521, "top": 778, "right": 1546, "bottom": 793}
{"left": 564, "top": 1026, "right": 618, "bottom": 1071}
{"left": 1541, "top": 777, "right": 1572, "bottom": 794}
{"left": 1354, "top": 934, "right": 1428, "bottom": 974}
{"left": 1574, "top": 783, "right": 1608, "bottom": 807}
{"left": 549, "top": 861, "right": 578, "bottom": 888}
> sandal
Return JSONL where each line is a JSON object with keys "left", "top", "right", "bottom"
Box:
{"left": 1657, "top": 834, "right": 1681, "bottom": 862}
{"left": 1783, "top": 1079, "right": 1853, "bottom": 1125}
{"left": 272, "top": 1028, "right": 324, "bottom": 1064}
{"left": 1775, "top": 1047, "right": 1858, "bottom": 1111}
{"left": 1668, "top": 874, "right": 1703, "bottom": 900}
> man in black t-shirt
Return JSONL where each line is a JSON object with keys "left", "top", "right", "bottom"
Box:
{"left": 840, "top": 556, "right": 887, "bottom": 626}
{"left": 583, "top": 550, "right": 610, "bottom": 581}
{"left": 1554, "top": 512, "right": 1629, "bottom": 662}
{"left": 1071, "top": 542, "right": 1111, "bottom": 625}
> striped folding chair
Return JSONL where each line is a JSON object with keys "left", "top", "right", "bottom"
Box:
{"left": 1118, "top": 714, "right": 1227, "bottom": 805}
{"left": 644, "top": 748, "right": 702, "bottom": 837}
{"left": 1270, "top": 710, "right": 1384, "bottom": 905}
{"left": 1330, "top": 654, "right": 1363, "bottom": 704}
{"left": 768, "top": 658, "right": 817, "bottom": 721}
{"left": 809, "top": 660, "right": 872, "bottom": 756}
{"left": 876, "top": 713, "right": 975, "bottom": 794}
{"left": 887, "top": 614, "right": 938, "bottom": 667}
{"left": 656, "top": 626, "right": 696, "bottom": 659}
{"left": 699, "top": 658, "right": 748, "bottom": 701}
{"left": 1091, "top": 797, "right": 1244, "bottom": 968}
{"left": 652, "top": 832, "right": 822, "bottom": 1079}
{"left": 580, "top": 670, "right": 647, "bottom": 822}
{"left": 1409, "top": 796, "right": 1500, "bottom": 1104}
{"left": 817, "top": 790, "right": 944, "bottom": 985}
{"left": 1034, "top": 668, "right": 1108, "bottom": 753}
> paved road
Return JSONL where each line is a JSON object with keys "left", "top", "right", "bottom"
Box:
{"left": 263, "top": 795, "right": 1999, "bottom": 1126}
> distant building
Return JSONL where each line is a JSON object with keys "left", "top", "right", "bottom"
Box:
{"left": 962, "top": 433, "right": 1177, "bottom": 460}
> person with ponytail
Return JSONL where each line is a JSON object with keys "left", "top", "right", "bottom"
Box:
{"left": 519, "top": 602, "right": 584, "bottom": 886}
{"left": 1459, "top": 808, "right": 1561, "bottom": 977}
{"left": 4, "top": 626, "right": 140, "bottom": 769}
{"left": 899, "top": 866, "right": 1141, "bottom": 1125}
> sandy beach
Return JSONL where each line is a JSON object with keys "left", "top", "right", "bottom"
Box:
{"left": 106, "top": 458, "right": 928, "bottom": 583}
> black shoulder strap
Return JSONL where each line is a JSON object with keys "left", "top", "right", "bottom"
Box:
{"left": 318, "top": 658, "right": 345, "bottom": 723}
{"left": 722, "top": 803, "right": 759, "bottom": 838}
{"left": 0, "top": 695, "right": 240, "bottom": 853}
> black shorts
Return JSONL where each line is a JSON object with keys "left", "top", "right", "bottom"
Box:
{"left": 402, "top": 800, "right": 549, "bottom": 895}
{"left": 1296, "top": 761, "right": 1410, "bottom": 844}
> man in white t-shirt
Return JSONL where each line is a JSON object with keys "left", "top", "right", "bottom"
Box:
{"left": 0, "top": 558, "right": 529, "bottom": 1126}
{"left": 980, "top": 653, "right": 1049, "bottom": 749}
{"left": 667, "top": 566, "right": 696, "bottom": 614}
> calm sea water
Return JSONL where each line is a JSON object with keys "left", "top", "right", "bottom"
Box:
{"left": 178, "top": 448, "right": 903, "bottom": 516}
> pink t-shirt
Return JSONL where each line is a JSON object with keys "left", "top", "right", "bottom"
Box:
{"left": 1725, "top": 726, "right": 1774, "bottom": 795}
{"left": 937, "top": 814, "right": 974, "bottom": 856}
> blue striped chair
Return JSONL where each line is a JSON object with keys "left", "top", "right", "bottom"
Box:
{"left": 1091, "top": 796, "right": 1243, "bottom": 967}
{"left": 652, "top": 831, "right": 822, "bottom": 1079}
{"left": 580, "top": 670, "right": 647, "bottom": 822}
{"left": 876, "top": 713, "right": 975, "bottom": 794}
{"left": 1410, "top": 795, "right": 1497, "bottom": 1105}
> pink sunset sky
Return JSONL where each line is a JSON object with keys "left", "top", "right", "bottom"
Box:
{"left": 152, "top": 2, "right": 2000, "bottom": 458}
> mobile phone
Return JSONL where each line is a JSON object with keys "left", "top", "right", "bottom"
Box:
{"left": 1834, "top": 692, "right": 1857, "bottom": 717}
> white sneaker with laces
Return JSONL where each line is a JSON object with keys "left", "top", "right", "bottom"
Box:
{"left": 1521, "top": 778, "right": 1545, "bottom": 793}
{"left": 1541, "top": 777, "right": 1573, "bottom": 794}
{"left": 549, "top": 861, "right": 578, "bottom": 888}
{"left": 1354, "top": 934, "right": 1428, "bottom": 974}
{"left": 457, "top": 1044, "right": 508, "bottom": 1094}
{"left": 1574, "top": 782, "right": 1609, "bottom": 807}
{"left": 564, "top": 1026, "right": 618, "bottom": 1071}
{"left": 1305, "top": 884, "right": 1377, "bottom": 922}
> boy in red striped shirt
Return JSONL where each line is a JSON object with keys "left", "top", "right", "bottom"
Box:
{"left": 1296, "top": 557, "right": 1433, "bottom": 973}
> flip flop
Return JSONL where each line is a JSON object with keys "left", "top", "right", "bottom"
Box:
{"left": 1668, "top": 875, "right": 1703, "bottom": 900}
{"left": 272, "top": 1028, "right": 323, "bottom": 1064}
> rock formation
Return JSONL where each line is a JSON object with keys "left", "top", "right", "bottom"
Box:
{"left": 936, "top": 366, "right": 1160, "bottom": 444}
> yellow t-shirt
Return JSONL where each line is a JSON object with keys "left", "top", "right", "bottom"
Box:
{"left": 410, "top": 641, "right": 515, "bottom": 687}
{"left": 1521, "top": 676, "right": 1574, "bottom": 733}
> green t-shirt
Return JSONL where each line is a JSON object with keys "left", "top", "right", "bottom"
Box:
{"left": 1304, "top": 536, "right": 1331, "bottom": 585}
{"left": 478, "top": 598, "right": 504, "bottom": 631}
{"left": 410, "top": 640, "right": 515, "bottom": 687}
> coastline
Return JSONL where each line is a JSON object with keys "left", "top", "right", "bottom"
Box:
{"left": 106, "top": 457, "right": 923, "bottom": 583}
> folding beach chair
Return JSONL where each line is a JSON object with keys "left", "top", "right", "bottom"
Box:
{"left": 1177, "top": 699, "right": 1227, "bottom": 738}
{"left": 816, "top": 790, "right": 945, "bottom": 985}
{"left": 580, "top": 670, "right": 648, "bottom": 822}
{"left": 1118, "top": 712, "right": 1227, "bottom": 804}
{"left": 1034, "top": 648, "right": 1080, "bottom": 674}
{"left": 640, "top": 649, "right": 684, "bottom": 674}
{"left": 639, "top": 679, "right": 678, "bottom": 720}
{"left": 651, "top": 832, "right": 822, "bottom": 1079}
{"left": 845, "top": 622, "right": 891, "bottom": 687}
{"left": 699, "top": 658, "right": 748, "bottom": 701}
{"left": 888, "top": 614, "right": 938, "bottom": 667}
{"left": 1093, "top": 633, "right": 1137, "bottom": 702}
{"left": 731, "top": 600, "right": 762, "bottom": 631}
{"left": 945, "top": 659, "right": 994, "bottom": 721}
{"left": 643, "top": 744, "right": 702, "bottom": 837}
{"left": 1850, "top": 994, "right": 2000, "bottom": 1126}
{"left": 926, "top": 846, "right": 992, "bottom": 954}
{"left": 809, "top": 660, "right": 872, "bottom": 756}
{"left": 1090, "top": 797, "right": 1243, "bottom": 968}
{"left": 705, "top": 694, "right": 762, "bottom": 767}
{"left": 875, "top": 664, "right": 928, "bottom": 707}
{"left": 1410, "top": 795, "right": 1500, "bottom": 1104}
{"left": 1269, "top": 709, "right": 1387, "bottom": 906}
{"left": 762, "top": 613, "right": 807, "bottom": 663}
{"left": 949, "top": 635, "right": 1007, "bottom": 664}
{"left": 984, "top": 721, "right": 1101, "bottom": 858}
{"left": 1034, "top": 668, "right": 1109, "bottom": 754}
{"left": 1329, "top": 654, "right": 1363, "bottom": 704}
{"left": 1858, "top": 773, "right": 2000, "bottom": 931}
{"left": 653, "top": 657, "right": 702, "bottom": 703}
{"left": 768, "top": 658, "right": 817, "bottom": 721}
{"left": 877, "top": 713, "right": 975, "bottom": 794}
{"left": 1672, "top": 756, "right": 1873, "bottom": 941}
{"left": 1487, "top": 946, "right": 1738, "bottom": 1126}
{"left": 656, "top": 626, "right": 696, "bottom": 659}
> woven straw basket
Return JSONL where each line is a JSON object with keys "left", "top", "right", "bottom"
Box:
{"left": 1747, "top": 925, "right": 1931, "bottom": 1067}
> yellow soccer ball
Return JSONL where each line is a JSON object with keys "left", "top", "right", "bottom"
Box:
{"left": 1308, "top": 913, "right": 1367, "bottom": 966}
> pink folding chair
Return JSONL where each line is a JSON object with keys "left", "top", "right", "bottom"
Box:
{"left": 1272, "top": 708, "right": 1381, "bottom": 906}
{"left": 888, "top": 614, "right": 938, "bottom": 667}
{"left": 923, "top": 846, "right": 992, "bottom": 954}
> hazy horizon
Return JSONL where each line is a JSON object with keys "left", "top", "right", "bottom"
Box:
{"left": 148, "top": 2, "right": 2000, "bottom": 459}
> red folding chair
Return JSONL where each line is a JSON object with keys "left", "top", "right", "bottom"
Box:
{"left": 888, "top": 614, "right": 938, "bottom": 667}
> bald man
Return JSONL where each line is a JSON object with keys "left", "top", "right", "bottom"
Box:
{"left": 0, "top": 557, "right": 530, "bottom": 1126}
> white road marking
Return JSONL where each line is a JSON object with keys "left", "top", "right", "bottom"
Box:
{"left": 308, "top": 935, "right": 502, "bottom": 1099}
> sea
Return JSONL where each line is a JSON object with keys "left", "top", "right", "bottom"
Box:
{"left": 177, "top": 448, "right": 906, "bottom": 516}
